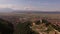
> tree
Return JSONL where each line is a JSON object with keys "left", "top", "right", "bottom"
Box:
{"left": 51, "top": 24, "right": 60, "bottom": 32}
{"left": 42, "top": 19, "right": 51, "bottom": 26}
{"left": 17, "top": 21, "right": 39, "bottom": 34}
{"left": 35, "top": 20, "right": 41, "bottom": 25}
{"left": 0, "top": 18, "right": 14, "bottom": 34}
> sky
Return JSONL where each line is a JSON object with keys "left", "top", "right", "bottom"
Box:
{"left": 0, "top": 0, "right": 60, "bottom": 11}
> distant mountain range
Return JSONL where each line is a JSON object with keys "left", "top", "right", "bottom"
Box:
{"left": 13, "top": 10, "right": 60, "bottom": 14}
{"left": 0, "top": 8, "right": 60, "bottom": 14}
{"left": 0, "top": 8, "right": 14, "bottom": 12}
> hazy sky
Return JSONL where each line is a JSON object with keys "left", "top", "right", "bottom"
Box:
{"left": 0, "top": 0, "right": 60, "bottom": 11}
